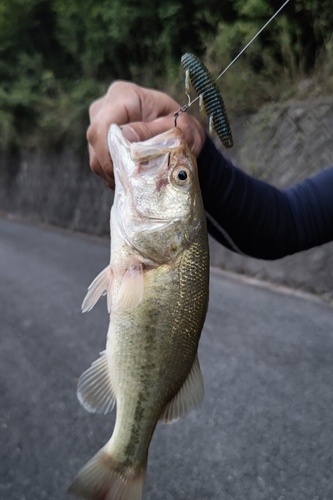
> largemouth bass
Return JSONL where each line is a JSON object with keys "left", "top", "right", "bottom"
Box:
{"left": 68, "top": 125, "right": 209, "bottom": 500}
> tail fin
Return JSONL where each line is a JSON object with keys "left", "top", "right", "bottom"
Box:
{"left": 68, "top": 447, "right": 146, "bottom": 500}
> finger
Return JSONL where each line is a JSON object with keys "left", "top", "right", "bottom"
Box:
{"left": 88, "top": 144, "right": 115, "bottom": 189}
{"left": 88, "top": 95, "right": 105, "bottom": 121}
{"left": 104, "top": 81, "right": 182, "bottom": 124}
{"left": 122, "top": 116, "right": 174, "bottom": 142}
{"left": 105, "top": 178, "right": 115, "bottom": 191}
{"left": 122, "top": 114, "right": 205, "bottom": 157}
{"left": 175, "top": 113, "right": 206, "bottom": 157}
{"left": 86, "top": 85, "right": 136, "bottom": 180}
{"left": 87, "top": 82, "right": 183, "bottom": 175}
{"left": 139, "top": 87, "right": 180, "bottom": 121}
{"left": 87, "top": 122, "right": 113, "bottom": 178}
{"left": 86, "top": 89, "right": 140, "bottom": 178}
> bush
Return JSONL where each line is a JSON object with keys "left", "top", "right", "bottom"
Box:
{"left": 0, "top": 0, "right": 332, "bottom": 151}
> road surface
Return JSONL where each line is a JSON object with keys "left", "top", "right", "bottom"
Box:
{"left": 1, "top": 218, "right": 333, "bottom": 500}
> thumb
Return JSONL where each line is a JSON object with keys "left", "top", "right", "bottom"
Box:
{"left": 122, "top": 115, "right": 175, "bottom": 143}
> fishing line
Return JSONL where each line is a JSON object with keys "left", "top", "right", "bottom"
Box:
{"left": 174, "top": 0, "right": 291, "bottom": 126}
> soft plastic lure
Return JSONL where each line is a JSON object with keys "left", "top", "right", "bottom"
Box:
{"left": 175, "top": 0, "right": 291, "bottom": 148}
{"left": 181, "top": 53, "right": 234, "bottom": 148}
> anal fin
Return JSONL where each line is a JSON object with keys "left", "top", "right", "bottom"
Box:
{"left": 160, "top": 354, "right": 204, "bottom": 424}
{"left": 77, "top": 351, "right": 115, "bottom": 414}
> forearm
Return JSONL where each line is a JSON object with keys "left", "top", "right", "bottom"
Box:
{"left": 197, "top": 134, "right": 333, "bottom": 260}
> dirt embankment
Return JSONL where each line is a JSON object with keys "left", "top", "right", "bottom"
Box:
{"left": 211, "top": 96, "right": 333, "bottom": 302}
{"left": 0, "top": 96, "right": 332, "bottom": 300}
{"left": 0, "top": 148, "right": 114, "bottom": 235}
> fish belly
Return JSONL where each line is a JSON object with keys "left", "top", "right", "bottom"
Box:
{"left": 106, "top": 234, "right": 209, "bottom": 467}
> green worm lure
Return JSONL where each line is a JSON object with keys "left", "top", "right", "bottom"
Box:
{"left": 175, "top": 0, "right": 291, "bottom": 148}
{"left": 181, "top": 53, "right": 234, "bottom": 148}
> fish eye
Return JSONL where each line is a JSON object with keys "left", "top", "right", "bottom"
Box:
{"left": 177, "top": 170, "right": 187, "bottom": 181}
{"left": 172, "top": 166, "right": 192, "bottom": 187}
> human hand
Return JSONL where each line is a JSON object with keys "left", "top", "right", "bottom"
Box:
{"left": 87, "top": 81, "right": 205, "bottom": 189}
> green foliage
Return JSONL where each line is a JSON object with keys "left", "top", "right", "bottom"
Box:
{"left": 204, "top": 0, "right": 333, "bottom": 110}
{"left": 0, "top": 0, "right": 332, "bottom": 151}
{"left": 52, "top": 0, "right": 219, "bottom": 81}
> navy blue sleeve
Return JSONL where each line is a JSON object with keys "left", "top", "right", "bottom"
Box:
{"left": 197, "top": 134, "right": 333, "bottom": 260}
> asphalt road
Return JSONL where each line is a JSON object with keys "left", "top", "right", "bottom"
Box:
{"left": 1, "top": 218, "right": 333, "bottom": 500}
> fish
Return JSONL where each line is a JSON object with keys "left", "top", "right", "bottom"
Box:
{"left": 68, "top": 125, "right": 210, "bottom": 500}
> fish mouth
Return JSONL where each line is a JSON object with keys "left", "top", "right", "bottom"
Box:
{"left": 108, "top": 124, "right": 186, "bottom": 174}
{"left": 108, "top": 123, "right": 131, "bottom": 153}
{"left": 129, "top": 127, "right": 183, "bottom": 162}
{"left": 108, "top": 124, "right": 133, "bottom": 188}
{"left": 107, "top": 124, "right": 189, "bottom": 196}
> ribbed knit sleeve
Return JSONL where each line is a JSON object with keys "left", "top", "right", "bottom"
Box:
{"left": 197, "top": 134, "right": 333, "bottom": 259}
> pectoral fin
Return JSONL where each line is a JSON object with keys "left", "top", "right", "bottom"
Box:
{"left": 82, "top": 265, "right": 113, "bottom": 313}
{"left": 77, "top": 351, "right": 115, "bottom": 414}
{"left": 114, "top": 264, "right": 144, "bottom": 311}
{"left": 160, "top": 354, "right": 204, "bottom": 424}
